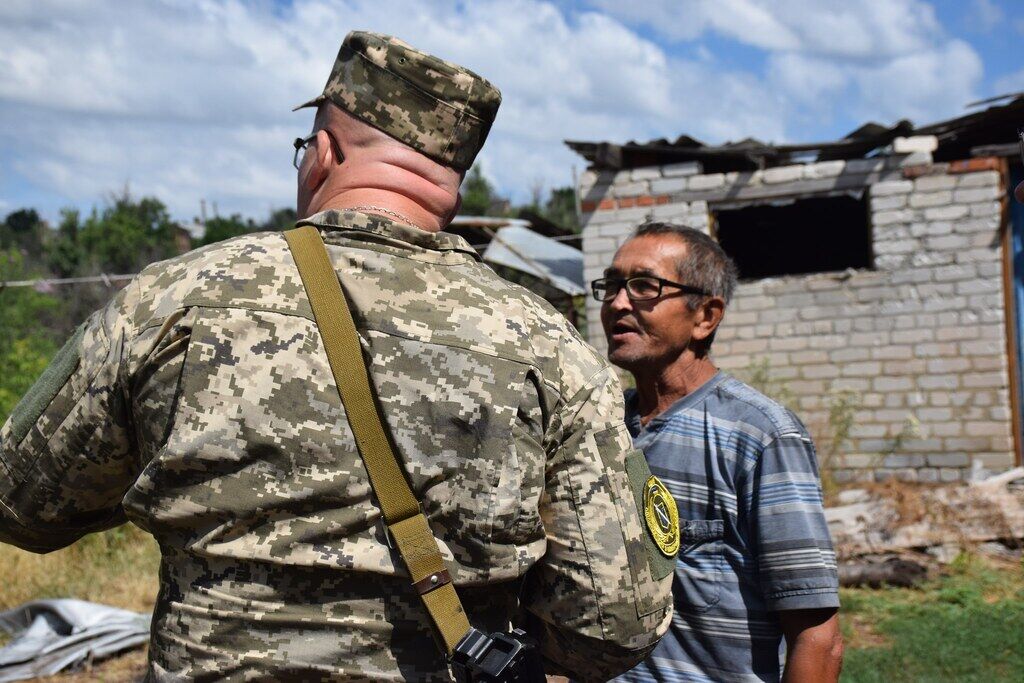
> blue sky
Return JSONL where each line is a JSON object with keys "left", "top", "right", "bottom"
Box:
{"left": 0, "top": 0, "right": 1019, "bottom": 224}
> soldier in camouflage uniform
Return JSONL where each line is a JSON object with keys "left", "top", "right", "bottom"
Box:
{"left": 0, "top": 31, "right": 672, "bottom": 681}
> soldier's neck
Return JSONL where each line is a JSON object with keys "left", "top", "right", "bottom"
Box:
{"left": 315, "top": 189, "right": 450, "bottom": 232}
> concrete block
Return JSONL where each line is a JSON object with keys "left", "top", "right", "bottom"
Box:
{"left": 917, "top": 374, "right": 959, "bottom": 390}
{"left": 963, "top": 372, "right": 1006, "bottom": 389}
{"left": 688, "top": 173, "right": 725, "bottom": 191}
{"left": 650, "top": 177, "right": 688, "bottom": 195}
{"left": 923, "top": 205, "right": 969, "bottom": 221}
{"left": 969, "top": 201, "right": 1001, "bottom": 217}
{"left": 613, "top": 181, "right": 649, "bottom": 198}
{"left": 842, "top": 361, "right": 882, "bottom": 377}
{"left": 872, "top": 179, "right": 914, "bottom": 196}
{"left": 883, "top": 454, "right": 925, "bottom": 468}
{"left": 927, "top": 234, "right": 970, "bottom": 251}
{"left": 661, "top": 161, "right": 702, "bottom": 177}
{"left": 928, "top": 453, "right": 969, "bottom": 467}
{"left": 956, "top": 170, "right": 999, "bottom": 188}
{"left": 958, "top": 216, "right": 1000, "bottom": 234}
{"left": 874, "top": 376, "right": 913, "bottom": 391}
{"left": 871, "top": 195, "right": 907, "bottom": 211}
{"left": 918, "top": 468, "right": 939, "bottom": 482}
{"left": 909, "top": 191, "right": 952, "bottom": 208}
{"left": 763, "top": 165, "right": 803, "bottom": 184}
{"left": 895, "top": 151, "right": 933, "bottom": 167}
{"left": 630, "top": 166, "right": 662, "bottom": 181}
{"left": 893, "top": 136, "right": 938, "bottom": 153}
{"left": 803, "top": 160, "right": 845, "bottom": 179}
{"left": 953, "top": 186, "right": 1000, "bottom": 203}
{"left": 917, "top": 406, "right": 954, "bottom": 422}
{"left": 914, "top": 174, "right": 956, "bottom": 192}
{"left": 939, "top": 468, "right": 964, "bottom": 482}
{"left": 651, "top": 202, "right": 690, "bottom": 221}
{"left": 873, "top": 209, "right": 916, "bottom": 226}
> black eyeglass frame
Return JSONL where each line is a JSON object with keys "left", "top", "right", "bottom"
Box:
{"left": 591, "top": 276, "right": 711, "bottom": 302}
{"left": 293, "top": 134, "right": 317, "bottom": 170}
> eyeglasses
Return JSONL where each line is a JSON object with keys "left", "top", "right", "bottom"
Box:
{"left": 591, "top": 276, "right": 710, "bottom": 302}
{"left": 293, "top": 134, "right": 317, "bottom": 170}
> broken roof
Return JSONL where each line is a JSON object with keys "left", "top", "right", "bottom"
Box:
{"left": 566, "top": 93, "right": 1024, "bottom": 172}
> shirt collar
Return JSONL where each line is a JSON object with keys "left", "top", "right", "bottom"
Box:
{"left": 625, "top": 370, "right": 727, "bottom": 436}
{"left": 296, "top": 209, "right": 481, "bottom": 260}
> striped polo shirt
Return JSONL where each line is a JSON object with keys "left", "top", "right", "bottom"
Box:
{"left": 617, "top": 372, "right": 839, "bottom": 683}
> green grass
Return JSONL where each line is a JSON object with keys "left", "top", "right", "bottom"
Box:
{"left": 840, "top": 552, "right": 1024, "bottom": 682}
{"left": 2, "top": 530, "right": 1022, "bottom": 682}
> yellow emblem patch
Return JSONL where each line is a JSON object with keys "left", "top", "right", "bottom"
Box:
{"left": 643, "top": 475, "right": 680, "bottom": 557}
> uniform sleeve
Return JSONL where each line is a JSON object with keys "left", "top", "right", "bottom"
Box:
{"left": 747, "top": 432, "right": 840, "bottom": 611}
{"left": 521, "top": 363, "right": 672, "bottom": 682}
{"left": 0, "top": 281, "right": 140, "bottom": 553}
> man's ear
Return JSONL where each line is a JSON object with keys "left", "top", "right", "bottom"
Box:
{"left": 303, "top": 129, "right": 335, "bottom": 192}
{"left": 691, "top": 297, "right": 726, "bottom": 342}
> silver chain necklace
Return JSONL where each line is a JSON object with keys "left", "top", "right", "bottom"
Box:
{"left": 342, "top": 205, "right": 421, "bottom": 229}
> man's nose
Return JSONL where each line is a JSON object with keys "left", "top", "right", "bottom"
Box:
{"left": 607, "top": 286, "right": 633, "bottom": 312}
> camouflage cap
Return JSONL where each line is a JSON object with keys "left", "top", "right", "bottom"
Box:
{"left": 294, "top": 31, "right": 501, "bottom": 171}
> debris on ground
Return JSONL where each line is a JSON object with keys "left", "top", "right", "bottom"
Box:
{"left": 827, "top": 467, "right": 1024, "bottom": 588}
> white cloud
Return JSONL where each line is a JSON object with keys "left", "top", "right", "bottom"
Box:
{"left": 0, "top": 0, "right": 799, "bottom": 220}
{"left": 593, "top": 0, "right": 944, "bottom": 59}
{"left": 967, "top": 0, "right": 1004, "bottom": 33}
{"left": 594, "top": 0, "right": 982, "bottom": 133}
{"left": 994, "top": 68, "right": 1024, "bottom": 97}
{"left": 0, "top": 0, "right": 988, "bottom": 223}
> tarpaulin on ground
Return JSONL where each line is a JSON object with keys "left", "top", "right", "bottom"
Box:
{"left": 0, "top": 599, "right": 149, "bottom": 682}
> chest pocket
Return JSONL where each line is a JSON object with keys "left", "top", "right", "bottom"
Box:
{"left": 675, "top": 519, "right": 725, "bottom": 613}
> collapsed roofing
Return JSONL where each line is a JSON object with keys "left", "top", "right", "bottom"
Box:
{"left": 566, "top": 93, "right": 1024, "bottom": 172}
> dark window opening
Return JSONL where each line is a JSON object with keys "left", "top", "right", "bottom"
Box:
{"left": 713, "top": 194, "right": 872, "bottom": 280}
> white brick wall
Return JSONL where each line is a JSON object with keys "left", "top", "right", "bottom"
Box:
{"left": 579, "top": 157, "right": 1016, "bottom": 482}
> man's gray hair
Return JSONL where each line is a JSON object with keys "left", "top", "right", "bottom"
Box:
{"left": 632, "top": 221, "right": 738, "bottom": 309}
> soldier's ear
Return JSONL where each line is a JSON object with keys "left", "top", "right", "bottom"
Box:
{"left": 303, "top": 130, "right": 334, "bottom": 192}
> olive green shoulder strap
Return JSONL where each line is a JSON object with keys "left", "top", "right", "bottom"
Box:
{"left": 284, "top": 225, "right": 471, "bottom": 655}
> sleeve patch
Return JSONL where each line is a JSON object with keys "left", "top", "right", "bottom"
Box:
{"left": 625, "top": 449, "right": 677, "bottom": 580}
{"left": 8, "top": 322, "right": 86, "bottom": 446}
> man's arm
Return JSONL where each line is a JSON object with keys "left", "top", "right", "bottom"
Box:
{"left": 780, "top": 608, "right": 843, "bottom": 683}
{"left": 521, "top": 361, "right": 672, "bottom": 682}
{"left": 746, "top": 430, "right": 842, "bottom": 680}
{"left": 0, "top": 281, "right": 139, "bottom": 552}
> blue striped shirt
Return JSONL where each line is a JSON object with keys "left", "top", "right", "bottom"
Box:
{"left": 617, "top": 372, "right": 838, "bottom": 683}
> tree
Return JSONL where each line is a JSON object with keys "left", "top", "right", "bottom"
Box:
{"left": 78, "top": 192, "right": 179, "bottom": 274}
{"left": 200, "top": 214, "right": 256, "bottom": 246}
{"left": 46, "top": 209, "right": 83, "bottom": 278}
{"left": 542, "top": 186, "right": 580, "bottom": 233}
{"left": 0, "top": 249, "right": 61, "bottom": 422}
{"left": 261, "top": 207, "right": 297, "bottom": 232}
{"left": 459, "top": 166, "right": 506, "bottom": 216}
{"left": 1, "top": 208, "right": 46, "bottom": 257}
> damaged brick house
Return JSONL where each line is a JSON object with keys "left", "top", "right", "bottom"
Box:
{"left": 569, "top": 94, "right": 1024, "bottom": 483}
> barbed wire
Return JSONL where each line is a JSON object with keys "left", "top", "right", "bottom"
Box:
{"left": 1, "top": 232, "right": 584, "bottom": 288}
{"left": 1, "top": 273, "right": 135, "bottom": 289}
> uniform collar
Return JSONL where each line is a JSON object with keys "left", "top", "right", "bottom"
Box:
{"left": 296, "top": 209, "right": 481, "bottom": 260}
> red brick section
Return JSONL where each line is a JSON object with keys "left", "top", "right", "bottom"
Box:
{"left": 902, "top": 157, "right": 1001, "bottom": 179}
{"left": 947, "top": 157, "right": 1001, "bottom": 174}
{"left": 581, "top": 194, "right": 673, "bottom": 213}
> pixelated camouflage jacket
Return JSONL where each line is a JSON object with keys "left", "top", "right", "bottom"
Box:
{"left": 0, "top": 210, "right": 671, "bottom": 681}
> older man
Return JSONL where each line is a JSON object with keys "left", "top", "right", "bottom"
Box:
{"left": 595, "top": 222, "right": 843, "bottom": 683}
{"left": 0, "top": 32, "right": 672, "bottom": 680}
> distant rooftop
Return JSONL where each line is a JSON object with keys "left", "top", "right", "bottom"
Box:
{"left": 566, "top": 93, "right": 1024, "bottom": 173}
